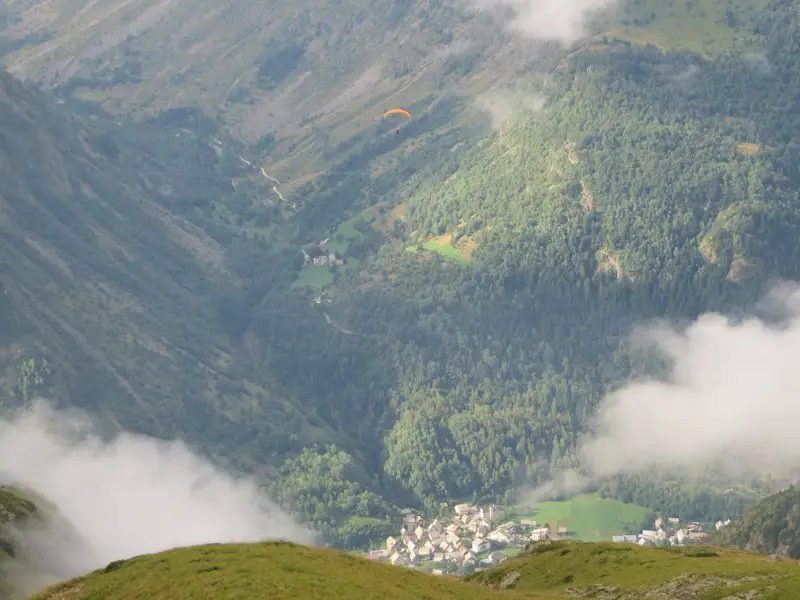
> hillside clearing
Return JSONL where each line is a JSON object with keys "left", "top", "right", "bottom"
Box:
{"left": 291, "top": 212, "right": 371, "bottom": 289}
{"left": 737, "top": 142, "right": 760, "bottom": 155}
{"left": 407, "top": 233, "right": 475, "bottom": 264}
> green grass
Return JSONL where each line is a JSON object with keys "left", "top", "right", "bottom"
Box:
{"left": 326, "top": 214, "right": 368, "bottom": 255}
{"left": 0, "top": 486, "right": 40, "bottom": 526}
{"left": 0, "top": 485, "right": 43, "bottom": 564}
{"left": 31, "top": 540, "right": 800, "bottom": 600}
{"left": 592, "top": 0, "right": 769, "bottom": 55}
{"left": 0, "top": 485, "right": 44, "bottom": 598}
{"left": 32, "top": 541, "right": 524, "bottom": 600}
{"left": 468, "top": 541, "right": 800, "bottom": 598}
{"left": 291, "top": 211, "right": 370, "bottom": 289}
{"left": 406, "top": 234, "right": 474, "bottom": 265}
{"left": 292, "top": 265, "right": 336, "bottom": 289}
{"left": 422, "top": 239, "right": 470, "bottom": 264}
{"left": 209, "top": 200, "right": 277, "bottom": 242}
{"left": 513, "top": 494, "right": 649, "bottom": 541}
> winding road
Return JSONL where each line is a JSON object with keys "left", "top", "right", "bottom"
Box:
{"left": 237, "top": 156, "right": 298, "bottom": 211}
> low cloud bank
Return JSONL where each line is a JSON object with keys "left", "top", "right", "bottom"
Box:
{"left": 470, "top": 0, "right": 618, "bottom": 44}
{"left": 0, "top": 401, "right": 313, "bottom": 587}
{"left": 529, "top": 283, "right": 800, "bottom": 500}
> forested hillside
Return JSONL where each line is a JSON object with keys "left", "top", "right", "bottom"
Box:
{"left": 2, "top": 0, "right": 800, "bottom": 551}
{"left": 713, "top": 485, "right": 800, "bottom": 558}
{"left": 257, "top": 0, "right": 800, "bottom": 525}
{"left": 0, "top": 69, "right": 350, "bottom": 468}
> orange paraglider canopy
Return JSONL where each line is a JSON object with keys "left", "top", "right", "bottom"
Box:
{"left": 382, "top": 108, "right": 412, "bottom": 120}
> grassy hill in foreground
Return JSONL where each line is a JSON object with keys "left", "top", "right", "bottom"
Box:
{"left": 31, "top": 540, "right": 800, "bottom": 600}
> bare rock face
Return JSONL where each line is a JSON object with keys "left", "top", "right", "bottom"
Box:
{"left": 613, "top": 574, "right": 778, "bottom": 600}
{"left": 497, "top": 571, "right": 520, "bottom": 589}
{"left": 565, "top": 584, "right": 620, "bottom": 599}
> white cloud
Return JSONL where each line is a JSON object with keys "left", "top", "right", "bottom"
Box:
{"left": 470, "top": 0, "right": 619, "bottom": 44}
{"left": 0, "top": 401, "right": 313, "bottom": 592}
{"left": 528, "top": 283, "right": 800, "bottom": 500}
{"left": 474, "top": 88, "right": 545, "bottom": 130}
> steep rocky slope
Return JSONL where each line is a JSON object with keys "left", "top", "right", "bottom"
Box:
{"left": 0, "top": 69, "right": 335, "bottom": 469}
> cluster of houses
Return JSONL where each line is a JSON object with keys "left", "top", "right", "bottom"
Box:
{"left": 611, "top": 516, "right": 731, "bottom": 547}
{"left": 365, "top": 504, "right": 739, "bottom": 574}
{"left": 311, "top": 253, "right": 343, "bottom": 267}
{"left": 304, "top": 238, "right": 344, "bottom": 267}
{"left": 365, "top": 503, "right": 568, "bottom": 574}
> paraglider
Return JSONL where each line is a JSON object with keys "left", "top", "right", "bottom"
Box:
{"left": 382, "top": 108, "right": 412, "bottom": 134}
{"left": 383, "top": 108, "right": 412, "bottom": 120}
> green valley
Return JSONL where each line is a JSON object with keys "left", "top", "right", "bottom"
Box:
{"left": 1, "top": 0, "right": 800, "bottom": 560}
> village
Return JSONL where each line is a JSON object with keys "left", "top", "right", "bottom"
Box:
{"left": 364, "top": 503, "right": 572, "bottom": 575}
{"left": 612, "top": 516, "right": 731, "bottom": 547}
{"left": 365, "top": 503, "right": 730, "bottom": 574}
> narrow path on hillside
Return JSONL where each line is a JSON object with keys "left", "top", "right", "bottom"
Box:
{"left": 322, "top": 311, "right": 356, "bottom": 335}
{"left": 237, "top": 156, "right": 298, "bottom": 211}
{"left": 171, "top": 126, "right": 301, "bottom": 211}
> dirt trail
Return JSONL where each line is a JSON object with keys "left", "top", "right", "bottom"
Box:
{"left": 322, "top": 312, "right": 356, "bottom": 335}
{"left": 237, "top": 156, "right": 298, "bottom": 210}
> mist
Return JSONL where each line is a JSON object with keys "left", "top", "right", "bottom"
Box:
{"left": 527, "top": 283, "right": 800, "bottom": 501}
{"left": 743, "top": 50, "right": 773, "bottom": 76}
{"left": 474, "top": 88, "right": 545, "bottom": 130}
{"left": 0, "top": 400, "right": 313, "bottom": 589}
{"left": 470, "top": 0, "right": 619, "bottom": 44}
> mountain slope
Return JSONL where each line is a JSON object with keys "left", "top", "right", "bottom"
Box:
{"left": 0, "top": 68, "right": 337, "bottom": 468}
{"left": 713, "top": 485, "right": 800, "bottom": 558}
{"left": 0, "top": 68, "right": 404, "bottom": 546}
{"left": 0, "top": 486, "right": 40, "bottom": 561}
{"left": 0, "top": 485, "right": 90, "bottom": 600}
{"left": 0, "top": 0, "right": 512, "bottom": 184}
{"left": 0, "top": 485, "right": 42, "bottom": 598}
{"left": 3, "top": 0, "right": 800, "bottom": 547}
{"left": 1, "top": 0, "right": 772, "bottom": 184}
{"left": 30, "top": 540, "right": 800, "bottom": 600}
{"left": 270, "top": 0, "right": 800, "bottom": 510}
